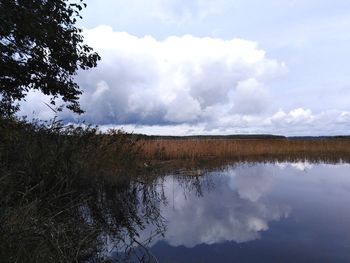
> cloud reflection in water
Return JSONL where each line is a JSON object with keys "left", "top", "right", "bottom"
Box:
{"left": 144, "top": 165, "right": 290, "bottom": 248}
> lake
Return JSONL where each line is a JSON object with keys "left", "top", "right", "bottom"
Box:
{"left": 110, "top": 161, "right": 350, "bottom": 262}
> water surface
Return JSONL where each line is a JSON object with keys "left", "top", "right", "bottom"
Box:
{"left": 112, "top": 162, "right": 350, "bottom": 262}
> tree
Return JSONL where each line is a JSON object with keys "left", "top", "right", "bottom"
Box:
{"left": 0, "top": 0, "right": 100, "bottom": 115}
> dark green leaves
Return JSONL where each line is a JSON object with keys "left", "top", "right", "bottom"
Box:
{"left": 0, "top": 0, "right": 101, "bottom": 114}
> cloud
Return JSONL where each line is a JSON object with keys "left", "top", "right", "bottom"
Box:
{"left": 19, "top": 90, "right": 57, "bottom": 121}
{"left": 271, "top": 108, "right": 314, "bottom": 125}
{"left": 231, "top": 78, "right": 270, "bottom": 114}
{"left": 92, "top": 108, "right": 350, "bottom": 136}
{"left": 71, "top": 26, "right": 285, "bottom": 125}
{"left": 17, "top": 25, "right": 350, "bottom": 135}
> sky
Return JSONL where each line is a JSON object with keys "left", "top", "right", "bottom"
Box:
{"left": 21, "top": 0, "right": 350, "bottom": 135}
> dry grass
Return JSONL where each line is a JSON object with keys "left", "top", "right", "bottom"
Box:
{"left": 139, "top": 138, "right": 350, "bottom": 162}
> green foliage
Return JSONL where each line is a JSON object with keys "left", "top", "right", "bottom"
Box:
{"left": 0, "top": 0, "right": 100, "bottom": 114}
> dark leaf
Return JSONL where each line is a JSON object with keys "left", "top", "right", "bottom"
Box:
{"left": 0, "top": 0, "right": 100, "bottom": 115}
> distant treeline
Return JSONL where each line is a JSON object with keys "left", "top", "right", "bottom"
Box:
{"left": 288, "top": 136, "right": 350, "bottom": 140}
{"left": 134, "top": 134, "right": 350, "bottom": 141}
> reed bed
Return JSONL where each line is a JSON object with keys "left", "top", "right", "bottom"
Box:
{"left": 139, "top": 139, "right": 350, "bottom": 162}
{"left": 0, "top": 117, "right": 147, "bottom": 262}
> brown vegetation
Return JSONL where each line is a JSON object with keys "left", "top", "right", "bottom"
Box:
{"left": 0, "top": 117, "right": 152, "bottom": 262}
{"left": 139, "top": 138, "right": 350, "bottom": 163}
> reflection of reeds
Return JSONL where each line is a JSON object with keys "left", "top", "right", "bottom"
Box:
{"left": 139, "top": 139, "right": 350, "bottom": 162}
{"left": 0, "top": 117, "right": 161, "bottom": 262}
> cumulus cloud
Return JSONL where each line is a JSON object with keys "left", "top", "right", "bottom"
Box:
{"left": 271, "top": 108, "right": 314, "bottom": 126}
{"left": 231, "top": 78, "right": 270, "bottom": 114}
{"left": 17, "top": 25, "right": 350, "bottom": 135}
{"left": 72, "top": 26, "right": 285, "bottom": 125}
{"left": 92, "top": 108, "right": 350, "bottom": 136}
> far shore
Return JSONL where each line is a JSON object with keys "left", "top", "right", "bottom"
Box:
{"left": 136, "top": 135, "right": 350, "bottom": 163}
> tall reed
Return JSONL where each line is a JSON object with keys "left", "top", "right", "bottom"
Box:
{"left": 0, "top": 116, "right": 151, "bottom": 262}
{"left": 139, "top": 138, "right": 350, "bottom": 162}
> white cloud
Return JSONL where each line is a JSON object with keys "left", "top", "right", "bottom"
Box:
{"left": 19, "top": 90, "right": 57, "bottom": 121}
{"left": 231, "top": 78, "right": 270, "bottom": 114}
{"left": 74, "top": 25, "right": 285, "bottom": 126}
{"left": 271, "top": 108, "right": 314, "bottom": 126}
{"left": 94, "top": 108, "right": 350, "bottom": 136}
{"left": 17, "top": 25, "right": 350, "bottom": 135}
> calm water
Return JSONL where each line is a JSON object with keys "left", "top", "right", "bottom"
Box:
{"left": 111, "top": 162, "right": 350, "bottom": 262}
